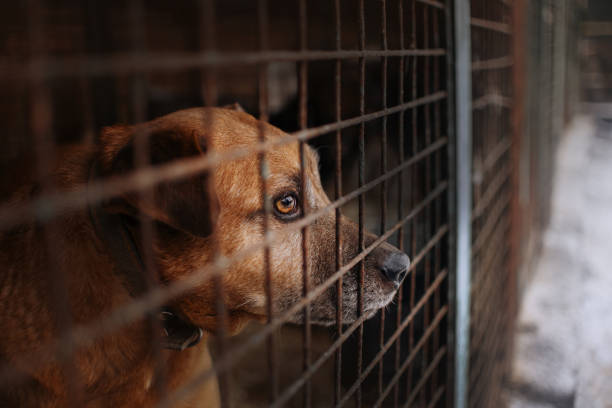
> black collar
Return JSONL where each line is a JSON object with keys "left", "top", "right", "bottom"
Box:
{"left": 87, "top": 160, "right": 202, "bottom": 351}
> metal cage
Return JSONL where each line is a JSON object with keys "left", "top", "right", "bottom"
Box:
{"left": 0, "top": 0, "right": 576, "bottom": 407}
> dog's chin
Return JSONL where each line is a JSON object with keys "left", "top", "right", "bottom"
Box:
{"left": 293, "top": 288, "right": 399, "bottom": 327}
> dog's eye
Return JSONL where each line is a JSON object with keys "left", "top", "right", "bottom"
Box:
{"left": 274, "top": 194, "right": 299, "bottom": 217}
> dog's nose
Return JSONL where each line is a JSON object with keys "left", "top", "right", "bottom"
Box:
{"left": 381, "top": 252, "right": 410, "bottom": 287}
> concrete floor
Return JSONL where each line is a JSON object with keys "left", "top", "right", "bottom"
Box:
{"left": 506, "top": 114, "right": 612, "bottom": 408}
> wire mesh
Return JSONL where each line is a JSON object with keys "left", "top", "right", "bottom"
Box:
{"left": 0, "top": 1, "right": 450, "bottom": 407}
{"left": 467, "top": 1, "right": 516, "bottom": 407}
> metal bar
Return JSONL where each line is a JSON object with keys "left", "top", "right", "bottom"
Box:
{"left": 471, "top": 56, "right": 513, "bottom": 71}
{"left": 453, "top": 0, "right": 473, "bottom": 407}
{"left": 422, "top": 3, "right": 433, "bottom": 404}
{"left": 0, "top": 91, "right": 448, "bottom": 231}
{"left": 393, "top": 0, "right": 406, "bottom": 404}
{"left": 470, "top": 17, "right": 512, "bottom": 34}
{"left": 255, "top": 0, "right": 278, "bottom": 402}
{"left": 357, "top": 0, "right": 366, "bottom": 405}
{"left": 333, "top": 0, "right": 344, "bottom": 404}
{"left": 406, "top": 0, "right": 418, "bottom": 397}
{"left": 471, "top": 94, "right": 513, "bottom": 110}
{"left": 0, "top": 49, "right": 449, "bottom": 80}
{"left": 27, "top": 1, "right": 81, "bottom": 405}
{"left": 418, "top": 0, "right": 446, "bottom": 9}
{"left": 129, "top": 0, "right": 171, "bottom": 399}
{"left": 377, "top": 0, "right": 389, "bottom": 400}
{"left": 444, "top": 0, "right": 457, "bottom": 405}
{"left": 297, "top": 2, "right": 311, "bottom": 406}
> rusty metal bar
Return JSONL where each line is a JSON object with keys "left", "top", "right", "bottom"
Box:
{"left": 0, "top": 49, "right": 448, "bottom": 80}
{"left": 377, "top": 0, "right": 389, "bottom": 400}
{"left": 421, "top": 4, "right": 433, "bottom": 404}
{"left": 393, "top": 0, "right": 406, "bottom": 404}
{"left": 471, "top": 94, "right": 513, "bottom": 110}
{"left": 297, "top": 2, "right": 312, "bottom": 406}
{"left": 406, "top": 0, "right": 419, "bottom": 397}
{"left": 470, "top": 17, "right": 512, "bottom": 34}
{"left": 471, "top": 56, "right": 514, "bottom": 71}
{"left": 418, "top": 0, "right": 446, "bottom": 9}
{"left": 333, "top": 0, "right": 344, "bottom": 404}
{"left": 255, "top": 0, "right": 278, "bottom": 403}
{"left": 356, "top": 0, "right": 366, "bottom": 405}
{"left": 27, "top": 0, "right": 82, "bottom": 404}
{"left": 129, "top": 0, "right": 171, "bottom": 399}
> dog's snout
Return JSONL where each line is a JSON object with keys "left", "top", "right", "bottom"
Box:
{"left": 381, "top": 252, "right": 410, "bottom": 287}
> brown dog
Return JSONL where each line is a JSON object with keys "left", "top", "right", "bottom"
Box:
{"left": 0, "top": 107, "right": 409, "bottom": 407}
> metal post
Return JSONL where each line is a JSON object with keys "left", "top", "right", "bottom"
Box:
{"left": 453, "top": 1, "right": 472, "bottom": 408}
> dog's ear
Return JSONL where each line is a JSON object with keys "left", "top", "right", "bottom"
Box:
{"left": 100, "top": 125, "right": 218, "bottom": 238}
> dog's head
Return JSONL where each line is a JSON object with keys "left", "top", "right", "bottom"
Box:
{"left": 99, "top": 107, "right": 409, "bottom": 333}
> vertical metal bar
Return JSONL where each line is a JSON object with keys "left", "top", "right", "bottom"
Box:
{"left": 198, "top": 2, "right": 229, "bottom": 406}
{"left": 298, "top": 2, "right": 311, "bottom": 407}
{"left": 407, "top": 0, "right": 418, "bottom": 397}
{"left": 27, "top": 1, "right": 81, "bottom": 405}
{"left": 128, "top": 0, "right": 170, "bottom": 399}
{"left": 511, "top": 0, "right": 526, "bottom": 349}
{"left": 393, "top": 1, "right": 405, "bottom": 405}
{"left": 256, "top": 0, "right": 278, "bottom": 403}
{"left": 378, "top": 0, "right": 389, "bottom": 401}
{"left": 421, "top": 4, "right": 432, "bottom": 405}
{"left": 333, "top": 0, "right": 344, "bottom": 405}
{"left": 200, "top": 0, "right": 217, "bottom": 107}
{"left": 432, "top": 6, "right": 442, "bottom": 399}
{"left": 357, "top": 0, "right": 366, "bottom": 405}
{"left": 453, "top": 0, "right": 473, "bottom": 408}
{"left": 444, "top": 0, "right": 458, "bottom": 406}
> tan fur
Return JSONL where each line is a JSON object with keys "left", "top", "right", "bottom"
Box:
{"left": 0, "top": 107, "right": 407, "bottom": 406}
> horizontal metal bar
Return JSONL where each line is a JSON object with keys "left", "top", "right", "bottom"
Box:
{"left": 0, "top": 92, "right": 448, "bottom": 231}
{"left": 417, "top": 0, "right": 445, "bottom": 9}
{"left": 0, "top": 49, "right": 447, "bottom": 80}
{"left": 470, "top": 18, "right": 512, "bottom": 34}
{"left": 472, "top": 94, "right": 512, "bottom": 110}
{"left": 403, "top": 347, "right": 447, "bottom": 408}
{"left": 471, "top": 56, "right": 513, "bottom": 71}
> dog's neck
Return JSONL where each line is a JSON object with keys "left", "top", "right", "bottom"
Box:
{"left": 87, "top": 159, "right": 203, "bottom": 351}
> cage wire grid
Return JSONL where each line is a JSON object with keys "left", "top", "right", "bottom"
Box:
{"left": 0, "top": 0, "right": 573, "bottom": 407}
